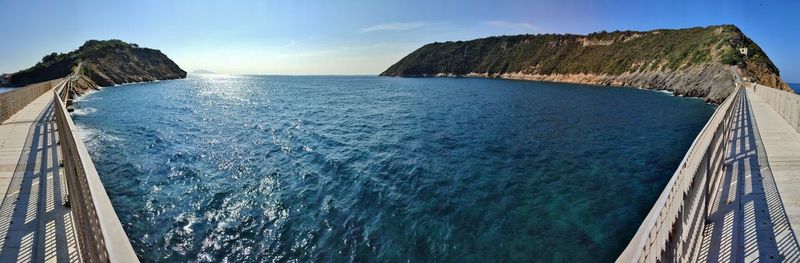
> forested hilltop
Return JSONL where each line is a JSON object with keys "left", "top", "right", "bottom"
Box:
{"left": 8, "top": 39, "right": 185, "bottom": 94}
{"left": 381, "top": 25, "right": 790, "bottom": 103}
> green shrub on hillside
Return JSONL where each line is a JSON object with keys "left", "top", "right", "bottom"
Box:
{"left": 10, "top": 40, "right": 139, "bottom": 86}
{"left": 381, "top": 25, "right": 780, "bottom": 78}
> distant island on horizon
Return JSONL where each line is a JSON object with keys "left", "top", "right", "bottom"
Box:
{"left": 382, "top": 25, "right": 791, "bottom": 103}
{"left": 192, "top": 69, "right": 216, "bottom": 74}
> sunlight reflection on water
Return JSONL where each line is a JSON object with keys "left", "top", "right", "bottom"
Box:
{"left": 73, "top": 76, "right": 715, "bottom": 262}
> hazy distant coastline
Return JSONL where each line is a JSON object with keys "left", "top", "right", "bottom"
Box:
{"left": 192, "top": 69, "right": 216, "bottom": 74}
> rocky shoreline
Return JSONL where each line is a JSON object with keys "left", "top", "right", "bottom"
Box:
{"left": 408, "top": 64, "right": 737, "bottom": 103}
{"left": 381, "top": 25, "right": 792, "bottom": 103}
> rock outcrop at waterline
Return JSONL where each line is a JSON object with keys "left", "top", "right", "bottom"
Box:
{"left": 8, "top": 39, "right": 186, "bottom": 95}
{"left": 381, "top": 25, "right": 791, "bottom": 103}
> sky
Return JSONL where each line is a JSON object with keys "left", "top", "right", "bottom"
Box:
{"left": 1, "top": 0, "right": 799, "bottom": 82}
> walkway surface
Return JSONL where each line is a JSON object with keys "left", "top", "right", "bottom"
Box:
{"left": 748, "top": 87, "right": 800, "bottom": 242}
{"left": 698, "top": 88, "right": 800, "bottom": 262}
{"left": 0, "top": 90, "right": 78, "bottom": 262}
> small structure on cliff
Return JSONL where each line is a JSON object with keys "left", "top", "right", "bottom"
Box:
{"left": 739, "top": 47, "right": 751, "bottom": 56}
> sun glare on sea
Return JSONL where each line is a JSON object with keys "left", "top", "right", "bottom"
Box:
{"left": 195, "top": 74, "right": 252, "bottom": 103}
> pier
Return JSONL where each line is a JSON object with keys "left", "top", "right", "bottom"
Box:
{"left": 619, "top": 83, "right": 800, "bottom": 262}
{"left": 0, "top": 78, "right": 137, "bottom": 262}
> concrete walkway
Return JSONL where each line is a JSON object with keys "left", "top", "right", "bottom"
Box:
{"left": 0, "top": 91, "right": 78, "bottom": 262}
{"left": 698, "top": 88, "right": 800, "bottom": 262}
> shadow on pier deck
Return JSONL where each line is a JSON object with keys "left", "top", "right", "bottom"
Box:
{"left": 698, "top": 89, "right": 800, "bottom": 262}
{"left": 619, "top": 84, "right": 800, "bottom": 262}
{"left": 0, "top": 92, "right": 78, "bottom": 262}
{"left": 0, "top": 77, "right": 138, "bottom": 262}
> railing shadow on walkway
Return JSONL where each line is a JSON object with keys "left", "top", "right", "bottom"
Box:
{"left": 0, "top": 101, "right": 78, "bottom": 262}
{"left": 698, "top": 89, "right": 800, "bottom": 262}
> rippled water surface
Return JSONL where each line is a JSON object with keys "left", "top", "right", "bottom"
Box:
{"left": 73, "top": 75, "right": 715, "bottom": 262}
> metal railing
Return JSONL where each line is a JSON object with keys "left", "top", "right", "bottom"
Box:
{"left": 54, "top": 77, "right": 140, "bottom": 262}
{"left": 618, "top": 85, "right": 743, "bottom": 262}
{"left": 0, "top": 78, "right": 62, "bottom": 123}
{"left": 753, "top": 83, "right": 800, "bottom": 133}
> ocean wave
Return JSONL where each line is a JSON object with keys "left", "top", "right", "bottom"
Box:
{"left": 656, "top": 89, "right": 674, "bottom": 95}
{"left": 70, "top": 107, "right": 97, "bottom": 116}
{"left": 74, "top": 87, "right": 103, "bottom": 101}
{"left": 74, "top": 124, "right": 122, "bottom": 145}
{"left": 73, "top": 124, "right": 96, "bottom": 143}
{"left": 111, "top": 81, "right": 150, "bottom": 87}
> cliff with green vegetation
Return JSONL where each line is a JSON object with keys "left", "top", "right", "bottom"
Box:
{"left": 381, "top": 25, "right": 790, "bottom": 103}
{"left": 9, "top": 39, "right": 186, "bottom": 94}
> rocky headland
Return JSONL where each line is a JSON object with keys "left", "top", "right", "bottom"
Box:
{"left": 8, "top": 39, "right": 186, "bottom": 96}
{"left": 381, "top": 25, "right": 791, "bottom": 103}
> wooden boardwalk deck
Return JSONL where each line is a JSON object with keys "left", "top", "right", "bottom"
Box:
{"left": 698, "top": 87, "right": 800, "bottom": 262}
{"left": 748, "top": 87, "right": 800, "bottom": 242}
{"left": 0, "top": 90, "right": 78, "bottom": 262}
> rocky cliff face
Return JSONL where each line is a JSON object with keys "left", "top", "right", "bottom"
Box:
{"left": 381, "top": 25, "right": 791, "bottom": 103}
{"left": 9, "top": 39, "right": 186, "bottom": 94}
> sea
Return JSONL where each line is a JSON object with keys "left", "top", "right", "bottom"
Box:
{"left": 790, "top": 83, "right": 800, "bottom": 94}
{"left": 71, "top": 75, "right": 715, "bottom": 262}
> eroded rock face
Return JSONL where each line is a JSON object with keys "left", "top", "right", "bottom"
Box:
{"left": 79, "top": 41, "right": 186, "bottom": 87}
{"left": 70, "top": 74, "right": 100, "bottom": 97}
{"left": 465, "top": 64, "right": 737, "bottom": 103}
{"left": 381, "top": 25, "right": 791, "bottom": 103}
{"left": 10, "top": 39, "right": 186, "bottom": 90}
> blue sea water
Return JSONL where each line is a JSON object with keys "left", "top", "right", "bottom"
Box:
{"left": 72, "top": 75, "right": 715, "bottom": 262}
{"left": 790, "top": 83, "right": 800, "bottom": 94}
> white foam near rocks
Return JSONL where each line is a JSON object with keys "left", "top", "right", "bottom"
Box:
{"left": 74, "top": 123, "right": 122, "bottom": 146}
{"left": 70, "top": 107, "right": 97, "bottom": 116}
{"left": 656, "top": 89, "right": 674, "bottom": 95}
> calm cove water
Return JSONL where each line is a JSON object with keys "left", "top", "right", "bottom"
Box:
{"left": 72, "top": 75, "right": 714, "bottom": 262}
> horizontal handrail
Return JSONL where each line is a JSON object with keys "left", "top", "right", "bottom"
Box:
{"left": 0, "top": 78, "right": 62, "bottom": 123}
{"left": 618, "top": 85, "right": 742, "bottom": 262}
{"left": 752, "top": 83, "right": 800, "bottom": 133}
{"left": 54, "top": 77, "right": 140, "bottom": 262}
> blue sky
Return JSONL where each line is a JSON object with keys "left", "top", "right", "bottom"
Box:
{"left": 1, "top": 0, "right": 799, "bottom": 82}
